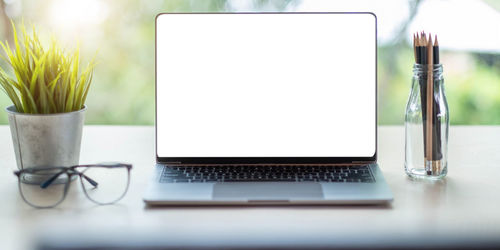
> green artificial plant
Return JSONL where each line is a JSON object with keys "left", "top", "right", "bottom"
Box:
{"left": 0, "top": 22, "right": 95, "bottom": 114}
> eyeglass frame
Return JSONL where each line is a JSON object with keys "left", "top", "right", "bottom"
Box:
{"left": 13, "top": 163, "right": 133, "bottom": 209}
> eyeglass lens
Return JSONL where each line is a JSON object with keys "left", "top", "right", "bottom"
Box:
{"left": 19, "top": 169, "right": 69, "bottom": 208}
{"left": 79, "top": 165, "right": 130, "bottom": 204}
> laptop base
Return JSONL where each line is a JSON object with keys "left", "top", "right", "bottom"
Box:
{"left": 143, "top": 164, "right": 393, "bottom": 205}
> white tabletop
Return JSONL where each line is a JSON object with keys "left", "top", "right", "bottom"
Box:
{"left": 1, "top": 126, "right": 500, "bottom": 249}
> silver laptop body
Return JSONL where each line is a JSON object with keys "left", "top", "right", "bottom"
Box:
{"left": 144, "top": 12, "right": 393, "bottom": 205}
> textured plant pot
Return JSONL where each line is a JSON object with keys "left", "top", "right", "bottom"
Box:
{"left": 6, "top": 105, "right": 86, "bottom": 183}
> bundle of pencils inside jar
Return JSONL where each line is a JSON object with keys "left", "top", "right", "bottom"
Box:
{"left": 413, "top": 31, "right": 441, "bottom": 175}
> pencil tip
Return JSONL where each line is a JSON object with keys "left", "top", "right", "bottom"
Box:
{"left": 434, "top": 35, "right": 439, "bottom": 46}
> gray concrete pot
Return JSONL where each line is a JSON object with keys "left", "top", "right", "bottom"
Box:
{"left": 6, "top": 105, "right": 86, "bottom": 183}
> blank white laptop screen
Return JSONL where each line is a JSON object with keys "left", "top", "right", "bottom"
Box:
{"left": 156, "top": 13, "right": 376, "bottom": 157}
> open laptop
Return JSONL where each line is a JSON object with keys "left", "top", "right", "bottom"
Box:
{"left": 144, "top": 12, "right": 393, "bottom": 205}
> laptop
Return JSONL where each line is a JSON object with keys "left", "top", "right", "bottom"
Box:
{"left": 144, "top": 12, "right": 393, "bottom": 205}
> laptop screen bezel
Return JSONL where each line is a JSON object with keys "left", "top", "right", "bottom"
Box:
{"left": 155, "top": 12, "right": 377, "bottom": 164}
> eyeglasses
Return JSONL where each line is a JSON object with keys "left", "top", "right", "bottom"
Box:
{"left": 13, "top": 163, "right": 132, "bottom": 208}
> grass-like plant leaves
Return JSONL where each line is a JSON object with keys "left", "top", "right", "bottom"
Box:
{"left": 0, "top": 22, "right": 95, "bottom": 114}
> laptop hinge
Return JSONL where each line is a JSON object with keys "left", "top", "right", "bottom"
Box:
{"left": 161, "top": 161, "right": 373, "bottom": 165}
{"left": 352, "top": 161, "right": 374, "bottom": 164}
{"left": 163, "top": 161, "right": 182, "bottom": 165}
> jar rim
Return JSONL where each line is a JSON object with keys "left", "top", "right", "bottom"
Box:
{"left": 413, "top": 63, "right": 442, "bottom": 67}
{"left": 413, "top": 64, "right": 443, "bottom": 73}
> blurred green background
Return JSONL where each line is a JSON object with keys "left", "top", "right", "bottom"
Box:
{"left": 0, "top": 0, "right": 498, "bottom": 125}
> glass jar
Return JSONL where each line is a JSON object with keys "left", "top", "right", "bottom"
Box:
{"left": 405, "top": 64, "right": 449, "bottom": 179}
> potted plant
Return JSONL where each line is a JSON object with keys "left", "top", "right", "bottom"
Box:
{"left": 0, "top": 22, "right": 95, "bottom": 184}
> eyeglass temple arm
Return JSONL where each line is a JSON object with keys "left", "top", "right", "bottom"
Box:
{"left": 40, "top": 172, "right": 64, "bottom": 189}
{"left": 39, "top": 163, "right": 131, "bottom": 188}
{"left": 82, "top": 174, "right": 98, "bottom": 187}
{"left": 40, "top": 172, "right": 99, "bottom": 189}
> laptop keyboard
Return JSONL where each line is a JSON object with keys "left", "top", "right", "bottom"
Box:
{"left": 160, "top": 165, "right": 375, "bottom": 183}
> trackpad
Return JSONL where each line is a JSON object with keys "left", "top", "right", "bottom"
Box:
{"left": 213, "top": 183, "right": 324, "bottom": 201}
